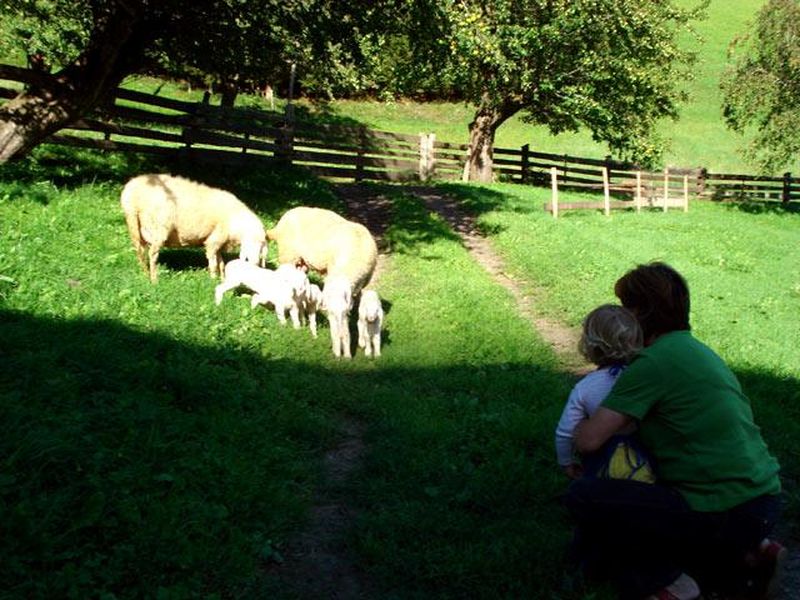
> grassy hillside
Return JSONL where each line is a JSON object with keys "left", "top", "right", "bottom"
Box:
{"left": 305, "top": 1, "right": 769, "bottom": 173}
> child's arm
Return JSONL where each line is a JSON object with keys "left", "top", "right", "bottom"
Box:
{"left": 555, "top": 386, "right": 588, "bottom": 476}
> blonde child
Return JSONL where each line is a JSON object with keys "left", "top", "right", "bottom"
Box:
{"left": 555, "top": 304, "right": 654, "bottom": 481}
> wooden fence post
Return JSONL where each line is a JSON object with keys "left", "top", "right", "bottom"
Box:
{"left": 635, "top": 171, "right": 642, "bottom": 213}
{"left": 783, "top": 172, "right": 792, "bottom": 203}
{"left": 428, "top": 133, "right": 436, "bottom": 180}
{"left": 663, "top": 168, "right": 669, "bottom": 212}
{"left": 683, "top": 175, "right": 689, "bottom": 212}
{"left": 355, "top": 128, "right": 367, "bottom": 182}
{"left": 521, "top": 143, "right": 530, "bottom": 183}
{"left": 697, "top": 167, "right": 707, "bottom": 198}
{"left": 419, "top": 133, "right": 436, "bottom": 181}
{"left": 602, "top": 167, "right": 611, "bottom": 216}
{"left": 551, "top": 167, "right": 559, "bottom": 218}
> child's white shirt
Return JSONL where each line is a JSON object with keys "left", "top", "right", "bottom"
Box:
{"left": 554, "top": 366, "right": 622, "bottom": 467}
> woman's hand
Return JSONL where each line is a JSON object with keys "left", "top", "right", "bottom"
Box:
{"left": 562, "top": 464, "right": 584, "bottom": 480}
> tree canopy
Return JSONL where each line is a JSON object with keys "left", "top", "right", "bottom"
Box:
{"left": 721, "top": 0, "right": 800, "bottom": 174}
{"left": 367, "top": 0, "right": 707, "bottom": 180}
{"left": 0, "top": 0, "right": 386, "bottom": 162}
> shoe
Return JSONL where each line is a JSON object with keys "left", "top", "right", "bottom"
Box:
{"left": 645, "top": 572, "right": 701, "bottom": 600}
{"left": 743, "top": 539, "right": 787, "bottom": 600}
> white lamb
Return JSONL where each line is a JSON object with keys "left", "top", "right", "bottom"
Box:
{"left": 322, "top": 275, "right": 353, "bottom": 358}
{"left": 120, "top": 173, "right": 267, "bottom": 283}
{"left": 215, "top": 259, "right": 308, "bottom": 328}
{"left": 303, "top": 283, "right": 324, "bottom": 338}
{"left": 266, "top": 206, "right": 378, "bottom": 298}
{"left": 357, "top": 289, "right": 383, "bottom": 358}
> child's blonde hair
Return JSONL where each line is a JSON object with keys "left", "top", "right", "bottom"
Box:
{"left": 578, "top": 304, "right": 643, "bottom": 367}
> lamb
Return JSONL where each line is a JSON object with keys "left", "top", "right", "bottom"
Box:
{"left": 302, "top": 283, "right": 324, "bottom": 338}
{"left": 357, "top": 289, "right": 383, "bottom": 358}
{"left": 322, "top": 275, "right": 353, "bottom": 358}
{"left": 214, "top": 259, "right": 309, "bottom": 328}
{"left": 266, "top": 206, "right": 378, "bottom": 298}
{"left": 120, "top": 173, "right": 267, "bottom": 282}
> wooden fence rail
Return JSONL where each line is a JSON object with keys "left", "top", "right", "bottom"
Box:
{"left": 1, "top": 64, "right": 798, "bottom": 206}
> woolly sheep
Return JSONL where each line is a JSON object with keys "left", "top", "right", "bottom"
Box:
{"left": 120, "top": 174, "right": 267, "bottom": 283}
{"left": 215, "top": 259, "right": 308, "bottom": 328}
{"left": 266, "top": 206, "right": 378, "bottom": 298}
{"left": 322, "top": 275, "right": 353, "bottom": 358}
{"left": 357, "top": 289, "right": 383, "bottom": 358}
{"left": 303, "top": 283, "right": 324, "bottom": 338}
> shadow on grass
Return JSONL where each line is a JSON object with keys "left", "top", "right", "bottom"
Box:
{"left": 0, "top": 307, "right": 581, "bottom": 599}
{"left": 714, "top": 198, "right": 800, "bottom": 216}
{"left": 3, "top": 308, "right": 797, "bottom": 599}
{"left": 0, "top": 147, "right": 343, "bottom": 220}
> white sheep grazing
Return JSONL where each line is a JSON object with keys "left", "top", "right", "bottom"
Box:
{"left": 303, "top": 283, "right": 323, "bottom": 338}
{"left": 357, "top": 289, "right": 383, "bottom": 358}
{"left": 215, "top": 259, "right": 308, "bottom": 328}
{"left": 120, "top": 173, "right": 267, "bottom": 283}
{"left": 322, "top": 275, "right": 353, "bottom": 358}
{"left": 266, "top": 206, "right": 378, "bottom": 298}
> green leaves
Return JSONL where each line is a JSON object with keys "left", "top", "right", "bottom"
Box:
{"left": 721, "top": 0, "right": 800, "bottom": 173}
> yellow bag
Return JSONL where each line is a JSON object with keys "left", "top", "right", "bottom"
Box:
{"left": 594, "top": 436, "right": 656, "bottom": 483}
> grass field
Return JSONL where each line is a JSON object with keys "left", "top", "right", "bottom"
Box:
{"left": 1, "top": 145, "right": 798, "bottom": 598}
{"left": 2, "top": 2, "right": 799, "bottom": 597}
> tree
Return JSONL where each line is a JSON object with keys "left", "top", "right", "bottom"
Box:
{"left": 721, "top": 0, "right": 800, "bottom": 173}
{"left": 392, "top": 0, "right": 706, "bottom": 181}
{"left": 0, "top": 0, "right": 384, "bottom": 163}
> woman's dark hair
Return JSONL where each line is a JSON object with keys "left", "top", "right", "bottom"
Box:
{"left": 614, "top": 262, "right": 690, "bottom": 341}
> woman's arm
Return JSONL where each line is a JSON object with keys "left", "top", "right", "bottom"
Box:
{"left": 574, "top": 407, "right": 633, "bottom": 454}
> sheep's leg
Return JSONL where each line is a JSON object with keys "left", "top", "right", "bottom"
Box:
{"left": 308, "top": 311, "right": 317, "bottom": 338}
{"left": 205, "top": 238, "right": 225, "bottom": 278}
{"left": 372, "top": 331, "right": 381, "bottom": 357}
{"left": 215, "top": 277, "right": 242, "bottom": 305}
{"left": 275, "top": 304, "right": 288, "bottom": 326}
{"left": 135, "top": 243, "right": 148, "bottom": 273}
{"left": 148, "top": 243, "right": 162, "bottom": 283}
{"left": 330, "top": 320, "right": 341, "bottom": 357}
{"left": 342, "top": 321, "right": 352, "bottom": 359}
{"left": 357, "top": 319, "right": 367, "bottom": 348}
{"left": 289, "top": 303, "right": 301, "bottom": 329}
{"left": 250, "top": 294, "right": 264, "bottom": 309}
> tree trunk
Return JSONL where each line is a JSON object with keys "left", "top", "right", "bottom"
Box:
{"left": 463, "top": 98, "right": 521, "bottom": 183}
{"left": 0, "top": 5, "right": 146, "bottom": 163}
{"left": 219, "top": 79, "right": 239, "bottom": 108}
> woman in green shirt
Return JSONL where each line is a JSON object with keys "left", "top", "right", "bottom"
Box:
{"left": 565, "top": 262, "right": 784, "bottom": 600}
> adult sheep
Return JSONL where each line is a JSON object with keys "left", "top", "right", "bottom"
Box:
{"left": 267, "top": 206, "right": 378, "bottom": 358}
{"left": 120, "top": 174, "right": 267, "bottom": 283}
{"left": 266, "top": 206, "right": 377, "bottom": 297}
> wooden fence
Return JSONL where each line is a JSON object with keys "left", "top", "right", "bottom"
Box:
{"left": 1, "top": 64, "right": 798, "bottom": 207}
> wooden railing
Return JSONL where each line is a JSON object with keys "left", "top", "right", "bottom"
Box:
{"left": 1, "top": 64, "right": 797, "bottom": 206}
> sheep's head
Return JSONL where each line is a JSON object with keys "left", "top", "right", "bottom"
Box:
{"left": 241, "top": 239, "right": 267, "bottom": 267}
{"left": 359, "top": 290, "right": 382, "bottom": 322}
{"left": 276, "top": 263, "right": 310, "bottom": 301}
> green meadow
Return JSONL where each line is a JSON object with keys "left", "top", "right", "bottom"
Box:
{"left": 1, "top": 145, "right": 798, "bottom": 598}
{"left": 2, "top": 2, "right": 799, "bottom": 598}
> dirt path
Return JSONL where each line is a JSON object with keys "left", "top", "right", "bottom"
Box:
{"left": 264, "top": 185, "right": 393, "bottom": 599}
{"left": 268, "top": 183, "right": 797, "bottom": 599}
{"left": 406, "top": 185, "right": 590, "bottom": 375}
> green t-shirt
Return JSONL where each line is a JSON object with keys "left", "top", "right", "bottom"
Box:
{"left": 602, "top": 330, "right": 781, "bottom": 512}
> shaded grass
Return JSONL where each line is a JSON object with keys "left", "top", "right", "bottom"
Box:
{"left": 1, "top": 149, "right": 600, "bottom": 598}
{"left": 2, "top": 145, "right": 797, "bottom": 598}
